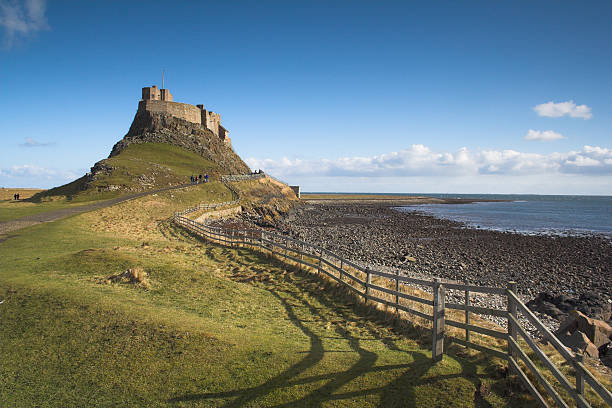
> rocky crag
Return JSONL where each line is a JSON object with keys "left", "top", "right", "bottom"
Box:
{"left": 34, "top": 100, "right": 251, "bottom": 200}
{"left": 109, "top": 109, "right": 249, "bottom": 175}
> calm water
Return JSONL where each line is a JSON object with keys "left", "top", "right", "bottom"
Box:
{"left": 395, "top": 194, "right": 612, "bottom": 237}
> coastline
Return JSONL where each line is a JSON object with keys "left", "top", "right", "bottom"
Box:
{"left": 270, "top": 199, "right": 611, "bottom": 330}
{"left": 301, "top": 193, "right": 509, "bottom": 205}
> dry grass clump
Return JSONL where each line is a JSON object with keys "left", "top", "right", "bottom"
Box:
{"left": 105, "top": 267, "right": 150, "bottom": 289}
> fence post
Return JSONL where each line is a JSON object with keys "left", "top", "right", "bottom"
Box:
{"left": 365, "top": 267, "right": 372, "bottom": 302}
{"left": 465, "top": 280, "right": 470, "bottom": 342}
{"left": 231, "top": 230, "right": 235, "bottom": 248}
{"left": 395, "top": 270, "right": 400, "bottom": 314}
{"left": 299, "top": 243, "right": 303, "bottom": 271}
{"left": 432, "top": 278, "right": 445, "bottom": 362}
{"left": 317, "top": 248, "right": 323, "bottom": 275}
{"left": 284, "top": 237, "right": 288, "bottom": 258}
{"left": 507, "top": 281, "right": 518, "bottom": 370}
{"left": 576, "top": 353, "right": 585, "bottom": 395}
{"left": 260, "top": 231, "right": 265, "bottom": 251}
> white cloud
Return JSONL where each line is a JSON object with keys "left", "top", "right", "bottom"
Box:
{"left": 0, "top": 164, "right": 77, "bottom": 187}
{"left": 524, "top": 129, "right": 565, "bottom": 141}
{"left": 533, "top": 100, "right": 592, "bottom": 119}
{"left": 246, "top": 145, "right": 612, "bottom": 180}
{"left": 19, "top": 137, "right": 55, "bottom": 147}
{"left": 0, "top": 0, "right": 49, "bottom": 47}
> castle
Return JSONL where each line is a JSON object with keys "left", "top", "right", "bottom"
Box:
{"left": 139, "top": 85, "right": 230, "bottom": 145}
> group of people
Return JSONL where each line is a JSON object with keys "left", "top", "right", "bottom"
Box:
{"left": 190, "top": 174, "right": 209, "bottom": 184}
{"left": 13, "top": 193, "right": 20, "bottom": 200}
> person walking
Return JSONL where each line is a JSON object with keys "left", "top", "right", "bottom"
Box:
{"left": 204, "top": 174, "right": 209, "bottom": 183}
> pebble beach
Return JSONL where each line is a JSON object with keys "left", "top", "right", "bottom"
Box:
{"left": 270, "top": 200, "right": 612, "bottom": 330}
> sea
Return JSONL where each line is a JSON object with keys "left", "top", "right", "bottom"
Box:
{"left": 394, "top": 194, "right": 612, "bottom": 238}
{"left": 307, "top": 193, "right": 612, "bottom": 238}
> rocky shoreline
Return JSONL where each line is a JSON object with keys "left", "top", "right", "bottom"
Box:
{"left": 265, "top": 201, "right": 611, "bottom": 331}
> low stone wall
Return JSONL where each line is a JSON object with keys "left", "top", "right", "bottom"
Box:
{"left": 222, "top": 174, "right": 265, "bottom": 182}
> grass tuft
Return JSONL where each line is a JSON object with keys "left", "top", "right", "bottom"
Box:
{"left": 104, "top": 267, "right": 151, "bottom": 289}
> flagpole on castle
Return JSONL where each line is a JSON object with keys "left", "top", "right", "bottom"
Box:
{"left": 162, "top": 69, "right": 165, "bottom": 89}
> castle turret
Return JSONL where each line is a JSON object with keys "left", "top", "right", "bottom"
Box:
{"left": 142, "top": 85, "right": 161, "bottom": 100}
{"left": 160, "top": 88, "right": 173, "bottom": 101}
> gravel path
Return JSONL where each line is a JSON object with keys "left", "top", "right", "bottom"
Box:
{"left": 0, "top": 183, "right": 194, "bottom": 237}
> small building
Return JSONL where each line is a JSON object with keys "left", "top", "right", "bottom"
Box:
{"left": 290, "top": 185, "right": 301, "bottom": 198}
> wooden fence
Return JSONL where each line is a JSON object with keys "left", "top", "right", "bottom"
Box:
{"left": 173, "top": 207, "right": 611, "bottom": 408}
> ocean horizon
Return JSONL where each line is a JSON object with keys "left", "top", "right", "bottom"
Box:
{"left": 304, "top": 192, "right": 612, "bottom": 237}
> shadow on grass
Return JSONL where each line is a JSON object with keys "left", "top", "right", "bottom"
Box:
{"left": 166, "top": 241, "right": 507, "bottom": 407}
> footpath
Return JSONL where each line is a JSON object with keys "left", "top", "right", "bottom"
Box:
{"left": 0, "top": 183, "right": 195, "bottom": 237}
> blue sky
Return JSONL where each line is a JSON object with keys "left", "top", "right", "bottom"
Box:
{"left": 1, "top": 1, "right": 611, "bottom": 194}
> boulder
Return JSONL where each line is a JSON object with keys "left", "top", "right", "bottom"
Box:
{"left": 555, "top": 310, "right": 612, "bottom": 361}
{"left": 528, "top": 291, "right": 612, "bottom": 322}
{"left": 562, "top": 331, "right": 599, "bottom": 359}
{"left": 602, "top": 354, "right": 612, "bottom": 368}
{"left": 557, "top": 310, "right": 612, "bottom": 348}
{"left": 600, "top": 344, "right": 612, "bottom": 368}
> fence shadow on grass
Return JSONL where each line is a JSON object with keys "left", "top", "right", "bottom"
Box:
{"left": 168, "top": 247, "right": 508, "bottom": 407}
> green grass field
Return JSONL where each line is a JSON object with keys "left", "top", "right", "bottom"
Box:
{"left": 0, "top": 188, "right": 95, "bottom": 222}
{"left": 0, "top": 182, "right": 540, "bottom": 407}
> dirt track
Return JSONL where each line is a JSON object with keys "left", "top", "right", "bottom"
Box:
{"left": 0, "top": 183, "right": 193, "bottom": 237}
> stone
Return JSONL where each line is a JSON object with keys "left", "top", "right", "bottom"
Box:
{"left": 539, "top": 301, "right": 565, "bottom": 320}
{"left": 556, "top": 310, "right": 612, "bottom": 360}
{"left": 602, "top": 353, "right": 612, "bottom": 368}
{"left": 563, "top": 331, "right": 599, "bottom": 359}
{"left": 528, "top": 292, "right": 612, "bottom": 322}
{"left": 565, "top": 310, "right": 612, "bottom": 348}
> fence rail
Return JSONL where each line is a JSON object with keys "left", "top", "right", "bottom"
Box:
{"left": 173, "top": 191, "right": 611, "bottom": 408}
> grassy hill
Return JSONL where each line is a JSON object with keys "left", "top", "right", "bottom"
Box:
{"left": 0, "top": 182, "right": 538, "bottom": 407}
{"left": 32, "top": 143, "right": 223, "bottom": 203}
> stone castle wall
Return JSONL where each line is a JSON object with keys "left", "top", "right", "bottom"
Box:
{"left": 138, "top": 100, "right": 202, "bottom": 125}
{"left": 139, "top": 86, "right": 230, "bottom": 146}
{"left": 204, "top": 111, "right": 221, "bottom": 136}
